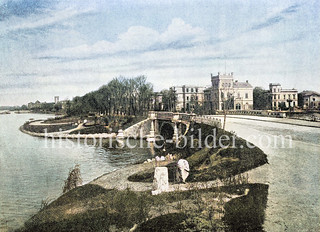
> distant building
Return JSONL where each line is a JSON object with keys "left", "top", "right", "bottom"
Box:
{"left": 27, "top": 100, "right": 41, "bottom": 109}
{"left": 205, "top": 72, "right": 253, "bottom": 112}
{"left": 171, "top": 85, "right": 206, "bottom": 112}
{"left": 298, "top": 90, "right": 320, "bottom": 110}
{"left": 269, "top": 83, "right": 298, "bottom": 110}
{"left": 152, "top": 92, "right": 164, "bottom": 111}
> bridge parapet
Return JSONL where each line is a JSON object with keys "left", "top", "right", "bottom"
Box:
{"left": 148, "top": 111, "right": 173, "bottom": 120}
{"left": 148, "top": 111, "right": 222, "bottom": 128}
{"left": 193, "top": 115, "right": 222, "bottom": 128}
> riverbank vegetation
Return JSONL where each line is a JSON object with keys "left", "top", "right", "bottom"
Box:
{"left": 17, "top": 182, "right": 268, "bottom": 232}
{"left": 65, "top": 76, "right": 154, "bottom": 116}
{"left": 22, "top": 114, "right": 147, "bottom": 134}
{"left": 21, "top": 121, "right": 77, "bottom": 133}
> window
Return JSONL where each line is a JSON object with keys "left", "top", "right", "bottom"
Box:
{"left": 236, "top": 103, "right": 241, "bottom": 110}
{"left": 195, "top": 96, "right": 198, "bottom": 100}
{"left": 191, "top": 88, "right": 194, "bottom": 93}
{"left": 313, "top": 98, "right": 316, "bottom": 101}
{"left": 293, "top": 95, "right": 296, "bottom": 99}
{"left": 221, "top": 92, "right": 224, "bottom": 99}
{"left": 288, "top": 94, "right": 291, "bottom": 99}
{"left": 274, "top": 95, "right": 276, "bottom": 100}
{"left": 284, "top": 94, "right": 286, "bottom": 99}
{"left": 245, "top": 93, "right": 248, "bottom": 99}
{"left": 187, "top": 96, "right": 189, "bottom": 100}
{"left": 196, "top": 88, "right": 198, "bottom": 93}
{"left": 274, "top": 102, "right": 276, "bottom": 107}
{"left": 278, "top": 95, "right": 280, "bottom": 99}
{"left": 238, "top": 93, "right": 240, "bottom": 98}
{"left": 273, "top": 88, "right": 276, "bottom": 92}
{"left": 186, "top": 88, "right": 189, "bottom": 92}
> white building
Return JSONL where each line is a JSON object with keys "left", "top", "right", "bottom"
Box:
{"left": 205, "top": 72, "right": 253, "bottom": 112}
{"left": 269, "top": 83, "right": 298, "bottom": 110}
{"left": 171, "top": 85, "right": 206, "bottom": 112}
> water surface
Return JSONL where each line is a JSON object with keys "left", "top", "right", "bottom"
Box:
{"left": 0, "top": 113, "right": 152, "bottom": 230}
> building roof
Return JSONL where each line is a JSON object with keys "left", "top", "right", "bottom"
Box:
{"left": 233, "top": 81, "right": 252, "bottom": 88}
{"left": 281, "top": 88, "right": 298, "bottom": 93}
{"left": 300, "top": 90, "right": 320, "bottom": 96}
{"left": 171, "top": 85, "right": 206, "bottom": 88}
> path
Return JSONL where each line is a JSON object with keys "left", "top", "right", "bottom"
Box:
{"left": 213, "top": 115, "right": 320, "bottom": 128}
{"left": 91, "top": 161, "right": 224, "bottom": 193}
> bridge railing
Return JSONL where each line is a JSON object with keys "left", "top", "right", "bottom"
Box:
{"left": 148, "top": 111, "right": 222, "bottom": 128}
{"left": 193, "top": 115, "right": 222, "bottom": 128}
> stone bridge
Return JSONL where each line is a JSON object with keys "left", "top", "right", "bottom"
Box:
{"left": 123, "top": 111, "right": 221, "bottom": 140}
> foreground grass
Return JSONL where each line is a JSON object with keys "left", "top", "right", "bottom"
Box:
{"left": 17, "top": 183, "right": 268, "bottom": 232}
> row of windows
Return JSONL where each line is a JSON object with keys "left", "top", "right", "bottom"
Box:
{"left": 305, "top": 98, "right": 317, "bottom": 102}
{"left": 273, "top": 94, "right": 296, "bottom": 100}
{"left": 221, "top": 92, "right": 249, "bottom": 99}
{"left": 186, "top": 96, "right": 198, "bottom": 101}
{"left": 185, "top": 88, "right": 198, "bottom": 93}
{"left": 273, "top": 102, "right": 296, "bottom": 107}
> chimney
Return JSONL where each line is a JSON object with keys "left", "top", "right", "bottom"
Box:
{"left": 218, "top": 72, "right": 220, "bottom": 75}
{"left": 231, "top": 72, "right": 233, "bottom": 76}
{"left": 246, "top": 80, "right": 248, "bottom": 83}
{"left": 211, "top": 73, "right": 213, "bottom": 78}
{"left": 235, "top": 80, "right": 238, "bottom": 83}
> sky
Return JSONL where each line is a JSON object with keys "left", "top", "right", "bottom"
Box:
{"left": 0, "top": 0, "right": 319, "bottom": 106}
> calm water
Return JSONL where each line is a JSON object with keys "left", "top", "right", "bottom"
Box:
{"left": 223, "top": 116, "right": 320, "bottom": 232}
{"left": 0, "top": 113, "right": 152, "bottom": 231}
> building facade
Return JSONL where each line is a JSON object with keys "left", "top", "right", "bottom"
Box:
{"left": 171, "top": 85, "right": 206, "bottom": 112}
{"left": 206, "top": 72, "right": 253, "bottom": 112}
{"left": 269, "top": 83, "right": 298, "bottom": 110}
{"left": 298, "top": 91, "right": 320, "bottom": 110}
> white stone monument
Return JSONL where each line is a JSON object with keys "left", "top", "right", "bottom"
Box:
{"left": 152, "top": 167, "right": 169, "bottom": 195}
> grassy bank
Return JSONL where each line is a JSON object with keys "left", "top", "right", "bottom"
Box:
{"left": 17, "top": 183, "right": 268, "bottom": 232}
{"left": 23, "top": 115, "right": 147, "bottom": 134}
{"left": 129, "top": 123, "right": 268, "bottom": 183}
{"left": 22, "top": 121, "right": 76, "bottom": 133}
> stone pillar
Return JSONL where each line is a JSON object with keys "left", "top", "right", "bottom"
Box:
{"left": 150, "top": 120, "right": 155, "bottom": 136}
{"left": 152, "top": 167, "right": 169, "bottom": 195}
{"left": 173, "top": 122, "right": 179, "bottom": 142}
{"left": 147, "top": 120, "right": 156, "bottom": 142}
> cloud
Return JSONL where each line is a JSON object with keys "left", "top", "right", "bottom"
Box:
{"left": 0, "top": 0, "right": 51, "bottom": 21}
{"left": 38, "top": 18, "right": 209, "bottom": 59}
{"left": 250, "top": 4, "right": 300, "bottom": 31}
{"left": 9, "top": 8, "right": 92, "bottom": 32}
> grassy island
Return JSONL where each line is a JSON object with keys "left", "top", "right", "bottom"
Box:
{"left": 18, "top": 120, "right": 268, "bottom": 231}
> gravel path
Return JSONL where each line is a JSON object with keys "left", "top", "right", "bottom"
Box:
{"left": 91, "top": 161, "right": 224, "bottom": 193}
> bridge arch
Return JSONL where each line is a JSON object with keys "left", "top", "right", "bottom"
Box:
{"left": 159, "top": 121, "right": 175, "bottom": 139}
